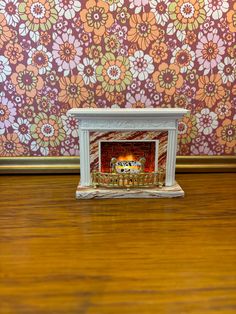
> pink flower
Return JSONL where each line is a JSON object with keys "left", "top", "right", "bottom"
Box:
{"left": 190, "top": 141, "right": 214, "bottom": 155}
{"left": 0, "top": 96, "right": 16, "bottom": 129}
{"left": 196, "top": 32, "right": 225, "bottom": 75}
{"left": 52, "top": 33, "right": 82, "bottom": 76}
{"left": 131, "top": 0, "right": 149, "bottom": 4}
{"left": 126, "top": 92, "right": 152, "bottom": 108}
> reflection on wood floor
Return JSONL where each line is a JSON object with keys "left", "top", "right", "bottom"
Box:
{"left": 0, "top": 173, "right": 236, "bottom": 314}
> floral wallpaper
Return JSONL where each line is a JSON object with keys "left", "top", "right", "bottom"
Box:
{"left": 0, "top": 0, "right": 235, "bottom": 157}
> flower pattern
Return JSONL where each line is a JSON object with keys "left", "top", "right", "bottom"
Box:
{"left": 0, "top": 0, "right": 235, "bottom": 157}
{"left": 0, "top": 0, "right": 20, "bottom": 27}
{"left": 19, "top": 0, "right": 58, "bottom": 32}
{"left": 80, "top": 0, "right": 114, "bottom": 37}
{"left": 0, "top": 133, "right": 24, "bottom": 156}
{"left": 196, "top": 32, "right": 225, "bottom": 75}
{"left": 169, "top": 0, "right": 206, "bottom": 31}
{"left": 127, "top": 12, "right": 159, "bottom": 50}
{"left": 153, "top": 63, "right": 183, "bottom": 95}
{"left": 58, "top": 75, "right": 89, "bottom": 107}
{"left": 129, "top": 50, "right": 154, "bottom": 81}
{"left": 0, "top": 14, "right": 12, "bottom": 48}
{"left": 52, "top": 33, "right": 82, "bottom": 76}
{"left": 96, "top": 52, "right": 132, "bottom": 92}
{"left": 10, "top": 64, "right": 44, "bottom": 97}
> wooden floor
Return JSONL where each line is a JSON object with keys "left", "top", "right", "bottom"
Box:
{"left": 0, "top": 173, "right": 236, "bottom": 314}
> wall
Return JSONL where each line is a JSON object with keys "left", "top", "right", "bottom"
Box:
{"left": 0, "top": 0, "right": 235, "bottom": 157}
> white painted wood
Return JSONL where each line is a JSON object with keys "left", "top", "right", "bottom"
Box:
{"left": 79, "top": 119, "right": 176, "bottom": 131}
{"left": 69, "top": 108, "right": 188, "bottom": 119}
{"left": 166, "top": 128, "right": 178, "bottom": 186}
{"left": 68, "top": 108, "right": 189, "bottom": 188}
{"left": 78, "top": 129, "right": 90, "bottom": 186}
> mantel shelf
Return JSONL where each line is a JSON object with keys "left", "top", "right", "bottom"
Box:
{"left": 68, "top": 108, "right": 189, "bottom": 119}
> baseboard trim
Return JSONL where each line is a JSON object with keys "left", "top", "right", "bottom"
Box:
{"left": 175, "top": 156, "right": 236, "bottom": 172}
{"left": 0, "top": 156, "right": 235, "bottom": 174}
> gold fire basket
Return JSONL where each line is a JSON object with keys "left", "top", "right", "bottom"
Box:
{"left": 92, "top": 168, "right": 165, "bottom": 189}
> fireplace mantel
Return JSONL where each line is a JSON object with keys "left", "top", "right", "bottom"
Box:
{"left": 69, "top": 108, "right": 188, "bottom": 131}
{"left": 68, "top": 108, "right": 189, "bottom": 190}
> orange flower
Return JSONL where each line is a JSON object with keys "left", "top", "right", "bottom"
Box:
{"left": 196, "top": 74, "right": 226, "bottom": 108}
{"left": 150, "top": 41, "right": 168, "bottom": 63}
{"left": 80, "top": 0, "right": 114, "bottom": 36}
{"left": 178, "top": 114, "right": 197, "bottom": 144}
{"left": 0, "top": 14, "right": 12, "bottom": 48}
{"left": 127, "top": 13, "right": 159, "bottom": 50}
{"left": 185, "top": 31, "right": 197, "bottom": 45}
{"left": 4, "top": 42, "right": 23, "bottom": 65}
{"left": 152, "top": 63, "right": 183, "bottom": 95}
{"left": 0, "top": 133, "right": 24, "bottom": 157}
{"left": 226, "top": 3, "right": 236, "bottom": 32}
{"left": 19, "top": 0, "right": 58, "bottom": 32}
{"left": 216, "top": 100, "right": 232, "bottom": 120}
{"left": 40, "top": 32, "right": 51, "bottom": 46}
{"left": 31, "top": 113, "right": 65, "bottom": 148}
{"left": 11, "top": 64, "right": 44, "bottom": 97}
{"left": 216, "top": 119, "right": 236, "bottom": 150}
{"left": 58, "top": 75, "right": 89, "bottom": 108}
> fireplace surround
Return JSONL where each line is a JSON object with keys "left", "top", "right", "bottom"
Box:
{"left": 68, "top": 108, "right": 189, "bottom": 199}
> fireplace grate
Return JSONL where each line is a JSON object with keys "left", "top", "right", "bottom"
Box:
{"left": 92, "top": 169, "right": 165, "bottom": 189}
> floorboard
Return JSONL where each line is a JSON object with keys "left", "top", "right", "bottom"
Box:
{"left": 0, "top": 173, "right": 236, "bottom": 314}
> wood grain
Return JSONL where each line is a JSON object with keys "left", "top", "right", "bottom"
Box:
{"left": 0, "top": 173, "right": 236, "bottom": 314}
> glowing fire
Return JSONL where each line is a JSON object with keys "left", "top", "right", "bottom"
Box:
{"left": 117, "top": 154, "right": 135, "bottom": 161}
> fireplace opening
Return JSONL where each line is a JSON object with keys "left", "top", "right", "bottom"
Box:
{"left": 99, "top": 140, "right": 158, "bottom": 173}
{"left": 91, "top": 140, "right": 165, "bottom": 189}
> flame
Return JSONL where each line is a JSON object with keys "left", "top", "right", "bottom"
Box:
{"left": 117, "top": 154, "right": 135, "bottom": 161}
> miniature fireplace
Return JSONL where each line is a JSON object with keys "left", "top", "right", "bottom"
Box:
{"left": 68, "top": 108, "right": 189, "bottom": 199}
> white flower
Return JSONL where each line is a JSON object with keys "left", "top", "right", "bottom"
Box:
{"left": 61, "top": 145, "right": 79, "bottom": 156}
{"left": 204, "top": 0, "right": 229, "bottom": 20}
{"left": 150, "top": 0, "right": 169, "bottom": 26}
{"left": 55, "top": 0, "right": 81, "bottom": 19}
{"left": 0, "top": 127, "right": 4, "bottom": 135}
{"left": 129, "top": 0, "right": 149, "bottom": 13}
{"left": 129, "top": 51, "right": 154, "bottom": 81}
{"left": 61, "top": 115, "right": 78, "bottom": 138}
{"left": 0, "top": 0, "right": 19, "bottom": 26}
{"left": 28, "top": 45, "right": 53, "bottom": 75}
{"left": 40, "top": 147, "right": 49, "bottom": 156}
{"left": 0, "top": 56, "right": 11, "bottom": 83}
{"left": 31, "top": 141, "right": 39, "bottom": 152}
{"left": 196, "top": 108, "right": 218, "bottom": 135}
{"left": 77, "top": 58, "right": 97, "bottom": 85}
{"left": 218, "top": 57, "right": 236, "bottom": 84}
{"left": 104, "top": 0, "right": 124, "bottom": 11}
{"left": 171, "top": 44, "right": 195, "bottom": 73}
{"left": 111, "top": 104, "right": 121, "bottom": 108}
{"left": 12, "top": 118, "right": 31, "bottom": 144}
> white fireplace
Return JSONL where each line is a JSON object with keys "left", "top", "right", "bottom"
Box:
{"left": 68, "top": 108, "right": 189, "bottom": 199}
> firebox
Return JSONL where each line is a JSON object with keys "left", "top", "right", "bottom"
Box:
{"left": 91, "top": 140, "right": 164, "bottom": 189}
{"left": 99, "top": 140, "right": 158, "bottom": 173}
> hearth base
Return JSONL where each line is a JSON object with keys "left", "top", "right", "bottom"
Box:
{"left": 76, "top": 181, "right": 184, "bottom": 199}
